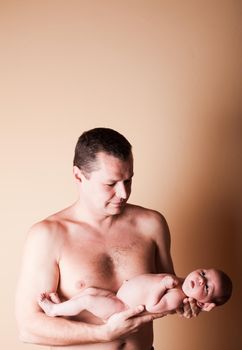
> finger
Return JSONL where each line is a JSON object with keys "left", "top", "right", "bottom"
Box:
{"left": 122, "top": 305, "right": 145, "bottom": 320}
{"left": 188, "top": 298, "right": 200, "bottom": 317}
{"left": 38, "top": 292, "right": 47, "bottom": 303}
{"left": 139, "top": 314, "right": 155, "bottom": 323}
{"left": 176, "top": 306, "right": 184, "bottom": 317}
{"left": 136, "top": 311, "right": 166, "bottom": 324}
{"left": 183, "top": 302, "right": 192, "bottom": 318}
{"left": 150, "top": 312, "right": 166, "bottom": 320}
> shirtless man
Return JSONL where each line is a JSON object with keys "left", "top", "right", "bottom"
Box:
{"left": 15, "top": 127, "right": 198, "bottom": 350}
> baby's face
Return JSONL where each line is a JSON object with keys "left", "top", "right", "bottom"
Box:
{"left": 182, "top": 268, "right": 222, "bottom": 303}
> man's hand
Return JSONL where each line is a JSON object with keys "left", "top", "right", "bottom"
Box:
{"left": 102, "top": 305, "right": 163, "bottom": 342}
{"left": 176, "top": 297, "right": 201, "bottom": 319}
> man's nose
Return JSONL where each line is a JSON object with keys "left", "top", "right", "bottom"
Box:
{"left": 115, "top": 182, "right": 128, "bottom": 199}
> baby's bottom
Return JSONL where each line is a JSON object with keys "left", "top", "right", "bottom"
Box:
{"left": 38, "top": 288, "right": 126, "bottom": 320}
{"left": 82, "top": 292, "right": 126, "bottom": 319}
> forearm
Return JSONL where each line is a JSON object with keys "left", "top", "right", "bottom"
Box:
{"left": 18, "top": 312, "right": 108, "bottom": 346}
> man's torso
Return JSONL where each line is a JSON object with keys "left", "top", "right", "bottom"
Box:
{"left": 51, "top": 204, "right": 159, "bottom": 349}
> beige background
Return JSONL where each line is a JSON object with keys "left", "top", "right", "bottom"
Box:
{"left": 0, "top": 1, "right": 241, "bottom": 349}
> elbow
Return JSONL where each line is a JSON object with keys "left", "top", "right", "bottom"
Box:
{"left": 16, "top": 315, "right": 41, "bottom": 345}
{"left": 16, "top": 314, "right": 55, "bottom": 346}
{"left": 18, "top": 331, "right": 31, "bottom": 344}
{"left": 18, "top": 327, "right": 46, "bottom": 346}
{"left": 15, "top": 298, "right": 46, "bottom": 345}
{"left": 17, "top": 324, "right": 37, "bottom": 344}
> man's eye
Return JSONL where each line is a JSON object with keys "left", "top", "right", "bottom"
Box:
{"left": 107, "top": 183, "right": 115, "bottom": 187}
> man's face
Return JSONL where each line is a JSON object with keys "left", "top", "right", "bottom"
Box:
{"left": 79, "top": 152, "right": 134, "bottom": 216}
{"left": 182, "top": 268, "right": 222, "bottom": 303}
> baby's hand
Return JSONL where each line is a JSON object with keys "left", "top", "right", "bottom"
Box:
{"left": 162, "top": 276, "right": 179, "bottom": 289}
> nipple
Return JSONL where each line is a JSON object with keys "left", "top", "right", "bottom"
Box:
{"left": 75, "top": 280, "right": 86, "bottom": 290}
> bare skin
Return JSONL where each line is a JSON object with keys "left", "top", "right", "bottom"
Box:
{"left": 38, "top": 269, "right": 219, "bottom": 320}
{"left": 15, "top": 152, "right": 197, "bottom": 350}
{"left": 37, "top": 275, "right": 180, "bottom": 319}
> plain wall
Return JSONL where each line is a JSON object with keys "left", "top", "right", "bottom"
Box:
{"left": 0, "top": 1, "right": 241, "bottom": 349}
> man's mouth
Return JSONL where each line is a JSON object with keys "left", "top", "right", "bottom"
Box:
{"left": 110, "top": 202, "right": 124, "bottom": 207}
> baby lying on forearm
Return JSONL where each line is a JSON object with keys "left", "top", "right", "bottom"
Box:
{"left": 38, "top": 268, "right": 232, "bottom": 320}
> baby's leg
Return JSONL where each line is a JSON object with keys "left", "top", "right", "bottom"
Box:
{"left": 38, "top": 293, "right": 59, "bottom": 316}
{"left": 38, "top": 292, "right": 87, "bottom": 317}
{"left": 84, "top": 294, "right": 126, "bottom": 320}
{"left": 38, "top": 292, "right": 126, "bottom": 319}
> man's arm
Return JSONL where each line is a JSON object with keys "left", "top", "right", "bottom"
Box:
{"left": 151, "top": 212, "right": 200, "bottom": 318}
{"left": 15, "top": 221, "right": 155, "bottom": 346}
{"left": 149, "top": 211, "right": 175, "bottom": 275}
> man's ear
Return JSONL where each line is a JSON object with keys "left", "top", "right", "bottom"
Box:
{"left": 197, "top": 301, "right": 216, "bottom": 312}
{"left": 73, "top": 166, "right": 82, "bottom": 182}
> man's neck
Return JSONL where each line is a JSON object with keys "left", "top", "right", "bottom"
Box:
{"left": 71, "top": 199, "right": 117, "bottom": 230}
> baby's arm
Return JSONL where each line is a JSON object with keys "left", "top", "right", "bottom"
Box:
{"left": 146, "top": 287, "right": 183, "bottom": 314}
{"left": 145, "top": 276, "right": 179, "bottom": 313}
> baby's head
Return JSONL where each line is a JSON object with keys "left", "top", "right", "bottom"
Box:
{"left": 182, "top": 268, "right": 232, "bottom": 312}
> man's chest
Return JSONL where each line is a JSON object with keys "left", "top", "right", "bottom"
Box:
{"left": 58, "top": 232, "right": 156, "bottom": 298}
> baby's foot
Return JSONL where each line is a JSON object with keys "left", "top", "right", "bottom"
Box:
{"left": 38, "top": 293, "right": 57, "bottom": 317}
{"left": 49, "top": 292, "right": 61, "bottom": 304}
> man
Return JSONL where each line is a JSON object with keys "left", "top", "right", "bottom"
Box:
{"left": 15, "top": 127, "right": 198, "bottom": 350}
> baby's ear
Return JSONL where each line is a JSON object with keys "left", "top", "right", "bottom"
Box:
{"left": 197, "top": 301, "right": 216, "bottom": 312}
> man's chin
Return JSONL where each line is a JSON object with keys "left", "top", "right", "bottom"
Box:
{"left": 107, "top": 203, "right": 125, "bottom": 214}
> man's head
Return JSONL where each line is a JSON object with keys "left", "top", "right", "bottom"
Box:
{"left": 182, "top": 268, "right": 232, "bottom": 312}
{"left": 73, "top": 128, "right": 133, "bottom": 216}
{"left": 73, "top": 127, "right": 132, "bottom": 178}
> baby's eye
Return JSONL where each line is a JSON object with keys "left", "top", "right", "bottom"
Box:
{"left": 200, "top": 271, "right": 206, "bottom": 276}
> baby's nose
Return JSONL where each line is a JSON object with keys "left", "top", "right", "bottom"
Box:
{"left": 198, "top": 275, "right": 205, "bottom": 286}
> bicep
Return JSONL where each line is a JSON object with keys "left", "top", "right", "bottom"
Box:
{"left": 15, "top": 226, "right": 60, "bottom": 322}
{"left": 154, "top": 214, "right": 175, "bottom": 275}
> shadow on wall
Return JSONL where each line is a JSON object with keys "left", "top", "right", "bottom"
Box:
{"left": 165, "top": 112, "right": 241, "bottom": 350}
{"left": 175, "top": 112, "right": 241, "bottom": 268}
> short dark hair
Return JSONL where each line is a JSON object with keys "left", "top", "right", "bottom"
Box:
{"left": 212, "top": 269, "right": 233, "bottom": 306}
{"left": 73, "top": 127, "right": 132, "bottom": 177}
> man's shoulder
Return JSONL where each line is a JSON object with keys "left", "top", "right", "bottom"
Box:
{"left": 27, "top": 213, "right": 67, "bottom": 244}
{"left": 29, "top": 204, "right": 73, "bottom": 235}
{"left": 125, "top": 204, "right": 168, "bottom": 230}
